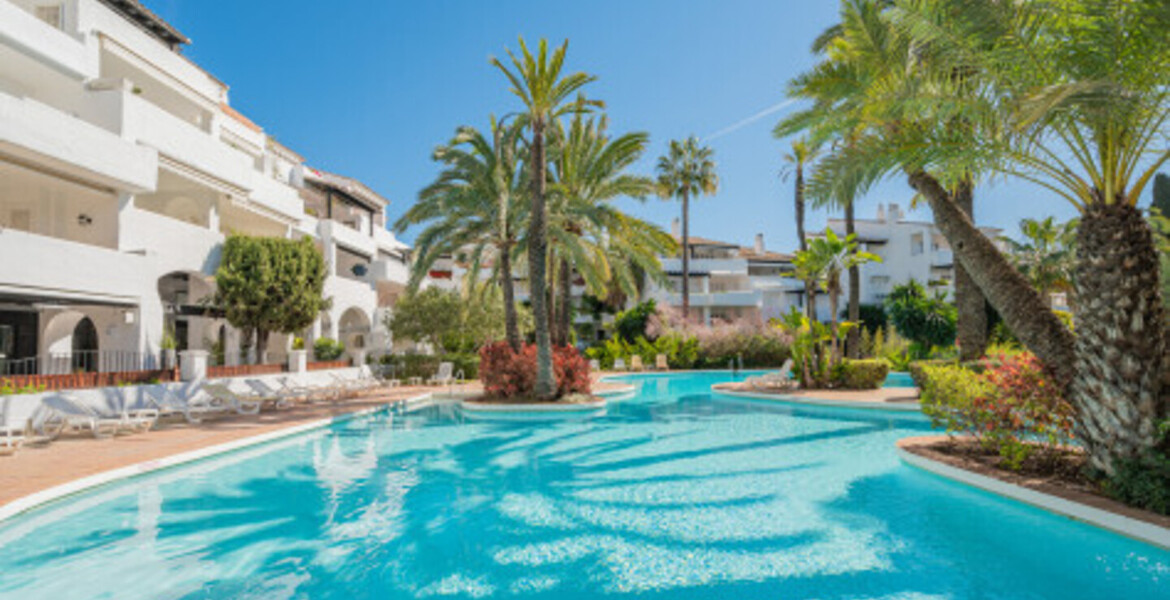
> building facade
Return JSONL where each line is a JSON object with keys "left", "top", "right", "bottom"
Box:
{"left": 0, "top": 0, "right": 410, "bottom": 375}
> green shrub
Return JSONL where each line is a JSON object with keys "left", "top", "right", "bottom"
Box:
{"left": 313, "top": 337, "right": 346, "bottom": 361}
{"left": 380, "top": 353, "right": 479, "bottom": 380}
{"left": 0, "top": 380, "right": 45, "bottom": 395}
{"left": 612, "top": 300, "right": 657, "bottom": 343}
{"left": 1108, "top": 453, "right": 1170, "bottom": 516}
{"left": 836, "top": 359, "right": 890, "bottom": 390}
{"left": 908, "top": 359, "right": 956, "bottom": 388}
{"left": 919, "top": 363, "right": 992, "bottom": 437}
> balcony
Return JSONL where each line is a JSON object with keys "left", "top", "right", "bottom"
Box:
{"left": 663, "top": 289, "right": 762, "bottom": 308}
{"left": 931, "top": 249, "right": 954, "bottom": 268}
{"left": 0, "top": 0, "right": 91, "bottom": 79}
{"left": 118, "top": 207, "right": 223, "bottom": 274}
{"left": 318, "top": 218, "right": 376, "bottom": 258}
{"left": 371, "top": 256, "right": 409, "bottom": 285}
{"left": 0, "top": 228, "right": 147, "bottom": 305}
{"left": 659, "top": 257, "right": 748, "bottom": 275}
{"left": 0, "top": 90, "right": 156, "bottom": 191}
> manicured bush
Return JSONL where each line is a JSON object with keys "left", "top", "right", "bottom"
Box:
{"left": 919, "top": 353, "right": 1076, "bottom": 471}
{"left": 480, "top": 342, "right": 590, "bottom": 399}
{"left": 313, "top": 337, "right": 346, "bottom": 361}
{"left": 908, "top": 359, "right": 955, "bottom": 388}
{"left": 1108, "top": 452, "right": 1170, "bottom": 516}
{"left": 836, "top": 359, "right": 890, "bottom": 390}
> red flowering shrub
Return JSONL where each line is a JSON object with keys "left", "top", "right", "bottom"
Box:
{"left": 921, "top": 352, "right": 1076, "bottom": 470}
{"left": 479, "top": 342, "right": 591, "bottom": 399}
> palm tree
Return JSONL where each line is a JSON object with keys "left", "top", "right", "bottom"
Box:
{"left": 777, "top": 0, "right": 990, "bottom": 361}
{"left": 656, "top": 137, "right": 719, "bottom": 322}
{"left": 493, "top": 38, "right": 600, "bottom": 399}
{"left": 394, "top": 118, "right": 528, "bottom": 351}
{"left": 544, "top": 115, "right": 670, "bottom": 345}
{"left": 783, "top": 0, "right": 1170, "bottom": 473}
{"left": 1001, "top": 217, "right": 1078, "bottom": 308}
{"left": 779, "top": 138, "right": 820, "bottom": 319}
{"left": 794, "top": 229, "right": 882, "bottom": 363}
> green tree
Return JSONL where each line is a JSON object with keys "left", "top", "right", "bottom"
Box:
{"left": 493, "top": 37, "right": 600, "bottom": 399}
{"left": 1001, "top": 217, "right": 1078, "bottom": 305}
{"left": 885, "top": 279, "right": 957, "bottom": 356}
{"left": 396, "top": 117, "right": 527, "bottom": 351}
{"left": 792, "top": 228, "right": 881, "bottom": 362}
{"left": 779, "top": 138, "right": 821, "bottom": 319}
{"left": 214, "top": 235, "right": 329, "bottom": 364}
{"left": 1153, "top": 173, "right": 1170, "bottom": 217}
{"left": 546, "top": 115, "right": 672, "bottom": 345}
{"left": 656, "top": 137, "right": 719, "bottom": 321}
{"left": 387, "top": 286, "right": 532, "bottom": 354}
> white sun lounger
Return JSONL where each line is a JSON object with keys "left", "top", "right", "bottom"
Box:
{"left": 427, "top": 362, "right": 457, "bottom": 386}
{"left": 245, "top": 379, "right": 298, "bottom": 408}
{"left": 613, "top": 358, "right": 627, "bottom": 371}
{"left": 145, "top": 386, "right": 225, "bottom": 424}
{"left": 199, "top": 383, "right": 263, "bottom": 415}
{"left": 40, "top": 395, "right": 124, "bottom": 439}
{"left": 280, "top": 375, "right": 342, "bottom": 403}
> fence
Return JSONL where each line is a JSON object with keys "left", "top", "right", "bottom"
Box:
{"left": 0, "top": 350, "right": 166, "bottom": 377}
{"left": 1, "top": 368, "right": 179, "bottom": 392}
{"left": 308, "top": 360, "right": 351, "bottom": 371}
{"left": 206, "top": 363, "right": 285, "bottom": 379}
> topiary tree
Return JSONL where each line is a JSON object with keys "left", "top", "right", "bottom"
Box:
{"left": 215, "top": 235, "right": 330, "bottom": 364}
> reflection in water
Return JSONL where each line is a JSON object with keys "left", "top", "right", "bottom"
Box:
{"left": 0, "top": 373, "right": 1167, "bottom": 600}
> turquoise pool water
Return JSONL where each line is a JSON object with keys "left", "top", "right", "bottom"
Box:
{"left": 884, "top": 372, "right": 917, "bottom": 388}
{"left": 1, "top": 371, "right": 1167, "bottom": 599}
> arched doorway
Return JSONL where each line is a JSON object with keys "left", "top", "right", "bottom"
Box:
{"left": 71, "top": 317, "right": 98, "bottom": 373}
{"left": 337, "top": 308, "right": 371, "bottom": 356}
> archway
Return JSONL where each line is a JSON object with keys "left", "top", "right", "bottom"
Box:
{"left": 71, "top": 317, "right": 98, "bottom": 373}
{"left": 337, "top": 307, "right": 371, "bottom": 355}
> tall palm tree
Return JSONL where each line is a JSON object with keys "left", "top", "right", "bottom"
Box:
{"left": 1001, "top": 217, "right": 1078, "bottom": 308}
{"left": 779, "top": 138, "right": 820, "bottom": 319}
{"left": 794, "top": 228, "right": 881, "bottom": 363}
{"left": 656, "top": 137, "right": 719, "bottom": 322}
{"left": 784, "top": 0, "right": 1170, "bottom": 473}
{"left": 493, "top": 38, "right": 600, "bottom": 399}
{"left": 546, "top": 116, "right": 670, "bottom": 345}
{"left": 395, "top": 118, "right": 527, "bottom": 351}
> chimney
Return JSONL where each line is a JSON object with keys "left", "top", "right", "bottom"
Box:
{"left": 754, "top": 233, "right": 765, "bottom": 255}
{"left": 876, "top": 203, "right": 886, "bottom": 222}
{"left": 671, "top": 217, "right": 681, "bottom": 238}
{"left": 889, "top": 203, "right": 902, "bottom": 221}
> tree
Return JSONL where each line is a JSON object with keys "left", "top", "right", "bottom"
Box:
{"left": 493, "top": 37, "right": 600, "bottom": 399}
{"left": 885, "top": 279, "right": 957, "bottom": 356}
{"left": 1001, "top": 217, "right": 1078, "bottom": 305}
{"left": 792, "top": 228, "right": 881, "bottom": 362}
{"left": 546, "top": 115, "right": 671, "bottom": 346}
{"left": 396, "top": 117, "right": 527, "bottom": 351}
{"left": 214, "top": 235, "right": 329, "bottom": 364}
{"left": 779, "top": 138, "right": 821, "bottom": 319}
{"left": 656, "top": 137, "right": 719, "bottom": 322}
{"left": 387, "top": 286, "right": 532, "bottom": 354}
{"left": 1154, "top": 173, "right": 1170, "bottom": 217}
{"left": 781, "top": 0, "right": 1170, "bottom": 473}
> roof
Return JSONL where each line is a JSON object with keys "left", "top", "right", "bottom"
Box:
{"left": 98, "top": 0, "right": 190, "bottom": 48}
{"left": 304, "top": 167, "right": 389, "bottom": 210}
{"left": 672, "top": 234, "right": 794, "bottom": 262}
{"left": 220, "top": 103, "right": 261, "bottom": 133}
{"left": 672, "top": 234, "right": 740, "bottom": 248}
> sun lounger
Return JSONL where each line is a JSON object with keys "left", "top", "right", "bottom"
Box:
{"left": 656, "top": 354, "right": 669, "bottom": 371}
{"left": 328, "top": 371, "right": 376, "bottom": 395}
{"left": 280, "top": 375, "right": 342, "bottom": 403}
{"left": 589, "top": 359, "right": 601, "bottom": 372}
{"left": 746, "top": 359, "right": 798, "bottom": 392}
{"left": 427, "top": 362, "right": 458, "bottom": 386}
{"left": 630, "top": 356, "right": 645, "bottom": 371}
{"left": 199, "top": 383, "right": 264, "bottom": 415}
{"left": 145, "top": 386, "right": 225, "bottom": 424}
{"left": 41, "top": 395, "right": 124, "bottom": 439}
{"left": 613, "top": 358, "right": 627, "bottom": 371}
{"left": 1, "top": 397, "right": 28, "bottom": 455}
{"left": 246, "top": 379, "right": 299, "bottom": 407}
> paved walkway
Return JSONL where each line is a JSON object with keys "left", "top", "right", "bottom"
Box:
{"left": 712, "top": 381, "right": 920, "bottom": 405}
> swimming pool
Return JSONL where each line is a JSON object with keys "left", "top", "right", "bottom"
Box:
{"left": 884, "top": 371, "right": 917, "bottom": 388}
{"left": 0, "top": 371, "right": 1166, "bottom": 599}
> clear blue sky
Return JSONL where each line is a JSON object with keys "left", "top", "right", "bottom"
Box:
{"left": 145, "top": 0, "right": 1082, "bottom": 249}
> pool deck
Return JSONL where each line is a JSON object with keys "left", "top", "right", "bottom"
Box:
{"left": 0, "top": 376, "right": 634, "bottom": 512}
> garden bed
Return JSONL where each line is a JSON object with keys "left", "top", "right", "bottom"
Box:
{"left": 898, "top": 436, "right": 1170, "bottom": 536}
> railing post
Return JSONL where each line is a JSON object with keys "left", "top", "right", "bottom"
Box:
{"left": 180, "top": 350, "right": 209, "bottom": 382}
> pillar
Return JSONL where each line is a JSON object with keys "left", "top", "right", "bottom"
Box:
{"left": 180, "top": 350, "right": 208, "bottom": 381}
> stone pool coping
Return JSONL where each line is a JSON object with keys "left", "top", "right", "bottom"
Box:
{"left": 710, "top": 384, "right": 922, "bottom": 412}
{"left": 897, "top": 435, "right": 1170, "bottom": 551}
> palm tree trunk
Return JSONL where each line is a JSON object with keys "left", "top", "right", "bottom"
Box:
{"left": 908, "top": 170, "right": 1075, "bottom": 383}
{"left": 1071, "top": 201, "right": 1165, "bottom": 475}
{"left": 953, "top": 179, "right": 988, "bottom": 361}
{"left": 498, "top": 243, "right": 521, "bottom": 352}
{"left": 845, "top": 201, "right": 860, "bottom": 359}
{"left": 558, "top": 256, "right": 573, "bottom": 347}
{"left": 681, "top": 191, "right": 691, "bottom": 323}
{"left": 528, "top": 117, "right": 555, "bottom": 399}
{"left": 829, "top": 286, "right": 840, "bottom": 365}
{"left": 797, "top": 168, "right": 816, "bottom": 320}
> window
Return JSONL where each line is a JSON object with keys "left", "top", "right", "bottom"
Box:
{"left": 910, "top": 232, "right": 925, "bottom": 256}
{"left": 34, "top": 5, "right": 63, "bottom": 29}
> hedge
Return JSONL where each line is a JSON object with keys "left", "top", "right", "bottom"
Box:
{"left": 837, "top": 359, "right": 890, "bottom": 390}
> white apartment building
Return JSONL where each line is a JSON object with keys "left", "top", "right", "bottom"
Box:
{"left": 813, "top": 203, "right": 1003, "bottom": 320}
{"left": 645, "top": 220, "right": 804, "bottom": 325}
{"left": 0, "top": 0, "right": 410, "bottom": 375}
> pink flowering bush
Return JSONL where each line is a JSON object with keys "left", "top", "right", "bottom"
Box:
{"left": 480, "top": 342, "right": 591, "bottom": 399}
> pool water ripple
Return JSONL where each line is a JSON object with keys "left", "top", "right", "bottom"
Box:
{"left": 0, "top": 371, "right": 1166, "bottom": 599}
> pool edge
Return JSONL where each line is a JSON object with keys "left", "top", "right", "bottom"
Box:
{"left": 896, "top": 441, "right": 1170, "bottom": 551}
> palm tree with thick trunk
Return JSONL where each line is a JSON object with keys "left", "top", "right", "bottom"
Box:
{"left": 656, "top": 137, "right": 719, "bottom": 324}
{"left": 493, "top": 38, "right": 600, "bottom": 399}
{"left": 396, "top": 117, "right": 527, "bottom": 351}
{"left": 794, "top": 228, "right": 881, "bottom": 363}
{"left": 779, "top": 138, "right": 820, "bottom": 319}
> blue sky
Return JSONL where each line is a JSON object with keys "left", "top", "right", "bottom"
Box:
{"left": 145, "top": 0, "right": 1082, "bottom": 249}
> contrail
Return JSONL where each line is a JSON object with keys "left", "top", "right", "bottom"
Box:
{"left": 703, "top": 98, "right": 797, "bottom": 142}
